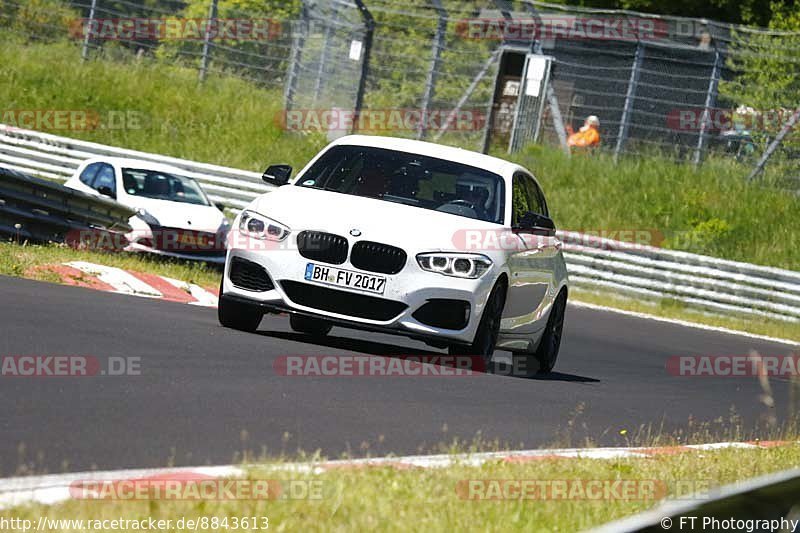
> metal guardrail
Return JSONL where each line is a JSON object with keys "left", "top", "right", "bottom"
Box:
{"left": 1, "top": 124, "right": 799, "bottom": 322}
{"left": 590, "top": 467, "right": 800, "bottom": 532}
{"left": 0, "top": 125, "right": 274, "bottom": 210}
{"left": 560, "top": 231, "right": 800, "bottom": 323}
{"left": 0, "top": 166, "right": 134, "bottom": 243}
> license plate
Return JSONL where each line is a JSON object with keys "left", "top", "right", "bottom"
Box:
{"left": 304, "top": 263, "right": 387, "bottom": 294}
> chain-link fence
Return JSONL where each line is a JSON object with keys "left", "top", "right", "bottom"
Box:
{"left": 1, "top": 0, "right": 799, "bottom": 183}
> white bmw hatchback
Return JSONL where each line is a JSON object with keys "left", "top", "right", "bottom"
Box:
{"left": 220, "top": 136, "right": 568, "bottom": 373}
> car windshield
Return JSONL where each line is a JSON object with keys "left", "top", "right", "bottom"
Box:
{"left": 296, "top": 145, "right": 506, "bottom": 224}
{"left": 122, "top": 168, "right": 210, "bottom": 206}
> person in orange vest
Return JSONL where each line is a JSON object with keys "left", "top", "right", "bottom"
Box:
{"left": 567, "top": 115, "right": 601, "bottom": 150}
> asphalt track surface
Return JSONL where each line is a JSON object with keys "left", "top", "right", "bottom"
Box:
{"left": 1, "top": 275, "right": 797, "bottom": 475}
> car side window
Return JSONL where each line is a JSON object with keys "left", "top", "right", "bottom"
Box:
{"left": 511, "top": 174, "right": 530, "bottom": 226}
{"left": 91, "top": 164, "right": 117, "bottom": 197}
{"left": 527, "top": 176, "right": 548, "bottom": 217}
{"left": 512, "top": 172, "right": 546, "bottom": 224}
{"left": 79, "top": 163, "right": 101, "bottom": 186}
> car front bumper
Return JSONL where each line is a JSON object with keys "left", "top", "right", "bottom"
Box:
{"left": 222, "top": 246, "right": 499, "bottom": 345}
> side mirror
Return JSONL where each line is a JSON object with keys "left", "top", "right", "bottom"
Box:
{"left": 262, "top": 164, "right": 292, "bottom": 186}
{"left": 96, "top": 186, "right": 115, "bottom": 199}
{"left": 515, "top": 211, "right": 556, "bottom": 235}
{"left": 214, "top": 202, "right": 226, "bottom": 212}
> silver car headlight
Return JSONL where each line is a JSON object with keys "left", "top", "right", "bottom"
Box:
{"left": 416, "top": 253, "right": 492, "bottom": 279}
{"left": 239, "top": 210, "right": 290, "bottom": 241}
{"left": 135, "top": 208, "right": 160, "bottom": 227}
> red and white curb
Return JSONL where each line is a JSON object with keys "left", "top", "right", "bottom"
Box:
{"left": 46, "top": 262, "right": 219, "bottom": 308}
{"left": 0, "top": 441, "right": 790, "bottom": 510}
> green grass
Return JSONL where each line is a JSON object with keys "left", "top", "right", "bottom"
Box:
{"left": 4, "top": 445, "right": 800, "bottom": 532}
{"left": 0, "top": 38, "right": 326, "bottom": 172}
{"left": 0, "top": 241, "right": 221, "bottom": 289}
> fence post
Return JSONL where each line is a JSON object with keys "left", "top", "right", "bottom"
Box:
{"left": 614, "top": 41, "right": 644, "bottom": 160}
{"left": 198, "top": 0, "right": 219, "bottom": 83}
{"left": 520, "top": 0, "right": 569, "bottom": 155}
{"left": 352, "top": 0, "right": 375, "bottom": 133}
{"left": 312, "top": 3, "right": 338, "bottom": 106}
{"left": 433, "top": 49, "right": 501, "bottom": 143}
{"left": 417, "top": 0, "right": 447, "bottom": 140}
{"left": 747, "top": 107, "right": 800, "bottom": 181}
{"left": 80, "top": 0, "right": 98, "bottom": 61}
{"left": 284, "top": 2, "right": 310, "bottom": 113}
{"left": 480, "top": 0, "right": 514, "bottom": 153}
{"left": 693, "top": 50, "right": 722, "bottom": 166}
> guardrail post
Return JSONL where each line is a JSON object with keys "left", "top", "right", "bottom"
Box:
{"left": 693, "top": 49, "right": 722, "bottom": 166}
{"left": 417, "top": 0, "right": 447, "bottom": 140}
{"left": 284, "top": 1, "right": 310, "bottom": 112}
{"left": 614, "top": 41, "right": 644, "bottom": 161}
{"left": 351, "top": 0, "right": 375, "bottom": 134}
{"left": 80, "top": 0, "right": 98, "bottom": 61}
{"left": 198, "top": 0, "right": 219, "bottom": 83}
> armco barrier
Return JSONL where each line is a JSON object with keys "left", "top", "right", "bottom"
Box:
{"left": 0, "top": 125, "right": 274, "bottom": 210}
{"left": 590, "top": 467, "right": 800, "bottom": 533}
{"left": 1, "top": 124, "right": 798, "bottom": 322}
{"left": 0, "top": 166, "right": 134, "bottom": 243}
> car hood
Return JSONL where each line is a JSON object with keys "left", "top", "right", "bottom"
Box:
{"left": 125, "top": 197, "right": 225, "bottom": 232}
{"left": 249, "top": 185, "right": 505, "bottom": 252}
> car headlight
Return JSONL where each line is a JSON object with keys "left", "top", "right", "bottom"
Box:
{"left": 416, "top": 253, "right": 492, "bottom": 279}
{"left": 239, "top": 210, "right": 289, "bottom": 241}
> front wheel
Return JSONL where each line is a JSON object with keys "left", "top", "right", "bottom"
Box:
{"left": 289, "top": 314, "right": 332, "bottom": 336}
{"left": 218, "top": 277, "right": 263, "bottom": 332}
{"left": 218, "top": 296, "right": 263, "bottom": 332}
{"left": 448, "top": 281, "right": 506, "bottom": 372}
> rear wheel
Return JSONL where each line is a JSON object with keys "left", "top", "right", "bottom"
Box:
{"left": 448, "top": 280, "right": 506, "bottom": 372}
{"left": 532, "top": 291, "right": 567, "bottom": 374}
{"left": 290, "top": 314, "right": 332, "bottom": 336}
{"left": 218, "top": 278, "right": 263, "bottom": 332}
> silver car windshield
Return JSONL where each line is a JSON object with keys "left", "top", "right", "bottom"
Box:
{"left": 296, "top": 145, "right": 506, "bottom": 224}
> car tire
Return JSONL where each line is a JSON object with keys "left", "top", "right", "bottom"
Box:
{"left": 218, "top": 279, "right": 262, "bottom": 333}
{"left": 448, "top": 280, "right": 506, "bottom": 372}
{"left": 289, "top": 314, "right": 332, "bottom": 336}
{"left": 532, "top": 291, "right": 567, "bottom": 375}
